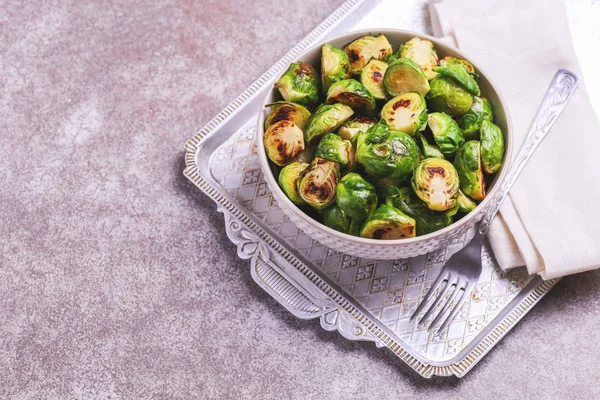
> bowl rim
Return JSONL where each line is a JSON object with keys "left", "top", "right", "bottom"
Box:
{"left": 256, "top": 28, "right": 514, "bottom": 247}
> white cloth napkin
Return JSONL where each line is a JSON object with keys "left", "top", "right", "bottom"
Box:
{"left": 429, "top": 0, "right": 600, "bottom": 279}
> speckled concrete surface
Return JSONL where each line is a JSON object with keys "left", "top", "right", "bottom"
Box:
{"left": 2, "top": 0, "right": 600, "bottom": 398}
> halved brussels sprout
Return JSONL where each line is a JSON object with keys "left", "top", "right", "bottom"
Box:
{"left": 383, "top": 58, "right": 430, "bottom": 97}
{"left": 418, "top": 133, "right": 444, "bottom": 159}
{"left": 399, "top": 37, "right": 440, "bottom": 80}
{"left": 454, "top": 140, "right": 486, "bottom": 200}
{"left": 344, "top": 34, "right": 393, "bottom": 75}
{"left": 303, "top": 103, "right": 354, "bottom": 144}
{"left": 326, "top": 79, "right": 376, "bottom": 113}
{"left": 427, "top": 75, "right": 474, "bottom": 117}
{"left": 360, "top": 59, "right": 388, "bottom": 100}
{"left": 337, "top": 115, "right": 378, "bottom": 141}
{"left": 275, "top": 62, "right": 320, "bottom": 107}
{"left": 360, "top": 204, "right": 416, "bottom": 239}
{"left": 440, "top": 56, "right": 476, "bottom": 75}
{"left": 321, "top": 44, "right": 352, "bottom": 93}
{"left": 348, "top": 219, "right": 363, "bottom": 237}
{"left": 381, "top": 92, "right": 428, "bottom": 135}
{"left": 457, "top": 96, "right": 493, "bottom": 140}
{"left": 433, "top": 63, "right": 480, "bottom": 96}
{"left": 264, "top": 120, "right": 305, "bottom": 166}
{"left": 480, "top": 120, "right": 505, "bottom": 174}
{"left": 298, "top": 157, "right": 340, "bottom": 209}
{"left": 355, "top": 119, "right": 419, "bottom": 180}
{"left": 427, "top": 112, "right": 464, "bottom": 157}
{"left": 336, "top": 172, "right": 377, "bottom": 221}
{"left": 265, "top": 102, "right": 311, "bottom": 130}
{"left": 411, "top": 158, "right": 460, "bottom": 212}
{"left": 278, "top": 162, "right": 309, "bottom": 204}
{"left": 457, "top": 189, "right": 477, "bottom": 214}
{"left": 315, "top": 133, "right": 355, "bottom": 170}
{"left": 385, "top": 186, "right": 453, "bottom": 236}
{"left": 322, "top": 203, "right": 351, "bottom": 234}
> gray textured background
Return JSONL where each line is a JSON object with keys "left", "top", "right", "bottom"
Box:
{"left": 2, "top": 0, "right": 600, "bottom": 398}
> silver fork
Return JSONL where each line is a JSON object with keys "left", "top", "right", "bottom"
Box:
{"left": 411, "top": 69, "right": 580, "bottom": 333}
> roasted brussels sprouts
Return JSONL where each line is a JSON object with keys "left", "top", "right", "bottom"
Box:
{"left": 264, "top": 120, "right": 305, "bottom": 166}
{"left": 427, "top": 112, "right": 464, "bottom": 157}
{"left": 385, "top": 186, "right": 452, "bottom": 235}
{"left": 381, "top": 92, "right": 428, "bottom": 135}
{"left": 337, "top": 115, "right": 377, "bottom": 141}
{"left": 321, "top": 43, "right": 352, "bottom": 92}
{"left": 298, "top": 157, "right": 340, "bottom": 209}
{"left": 326, "top": 79, "right": 376, "bottom": 113}
{"left": 361, "top": 59, "right": 389, "bottom": 100}
{"left": 336, "top": 172, "right": 377, "bottom": 221}
{"left": 418, "top": 133, "right": 444, "bottom": 159}
{"left": 427, "top": 75, "right": 473, "bottom": 117}
{"left": 303, "top": 103, "right": 354, "bottom": 144}
{"left": 454, "top": 140, "right": 486, "bottom": 200}
{"left": 355, "top": 119, "right": 419, "bottom": 180}
{"left": 457, "top": 189, "right": 477, "bottom": 214}
{"left": 480, "top": 120, "right": 505, "bottom": 174}
{"left": 315, "top": 133, "right": 355, "bottom": 170}
{"left": 322, "top": 203, "right": 351, "bottom": 233}
{"left": 344, "top": 34, "right": 393, "bottom": 75}
{"left": 383, "top": 58, "right": 430, "bottom": 97}
{"left": 265, "top": 102, "right": 311, "bottom": 130}
{"left": 275, "top": 62, "right": 320, "bottom": 107}
{"left": 278, "top": 162, "right": 309, "bottom": 204}
{"left": 411, "top": 158, "right": 459, "bottom": 212}
{"left": 360, "top": 204, "right": 416, "bottom": 239}
{"left": 440, "top": 56, "right": 476, "bottom": 75}
{"left": 433, "top": 63, "right": 480, "bottom": 96}
{"left": 399, "top": 37, "right": 440, "bottom": 80}
{"left": 456, "top": 96, "right": 493, "bottom": 140}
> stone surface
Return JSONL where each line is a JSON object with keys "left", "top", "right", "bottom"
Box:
{"left": 1, "top": 0, "right": 600, "bottom": 398}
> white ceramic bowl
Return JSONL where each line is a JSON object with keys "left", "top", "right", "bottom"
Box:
{"left": 257, "top": 29, "right": 512, "bottom": 260}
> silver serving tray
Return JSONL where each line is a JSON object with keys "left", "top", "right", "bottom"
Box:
{"left": 184, "top": 0, "right": 559, "bottom": 378}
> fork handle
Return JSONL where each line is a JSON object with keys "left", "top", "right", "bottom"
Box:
{"left": 478, "top": 69, "right": 580, "bottom": 236}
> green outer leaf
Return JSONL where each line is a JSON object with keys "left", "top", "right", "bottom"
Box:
{"left": 322, "top": 203, "right": 351, "bottom": 233}
{"left": 433, "top": 64, "right": 480, "bottom": 96}
{"left": 336, "top": 172, "right": 378, "bottom": 221}
{"left": 360, "top": 204, "right": 416, "bottom": 239}
{"left": 326, "top": 79, "right": 376, "bottom": 113}
{"left": 427, "top": 75, "right": 474, "bottom": 117}
{"left": 454, "top": 140, "right": 486, "bottom": 200}
{"left": 457, "top": 189, "right": 478, "bottom": 214}
{"left": 480, "top": 120, "right": 505, "bottom": 174}
{"left": 427, "top": 112, "right": 465, "bottom": 157}
{"left": 418, "top": 133, "right": 444, "bottom": 159}
{"left": 383, "top": 58, "right": 430, "bottom": 97}
{"left": 303, "top": 103, "right": 354, "bottom": 144}
{"left": 456, "top": 96, "right": 492, "bottom": 140}
{"left": 315, "top": 133, "right": 354, "bottom": 169}
{"left": 321, "top": 44, "right": 351, "bottom": 93}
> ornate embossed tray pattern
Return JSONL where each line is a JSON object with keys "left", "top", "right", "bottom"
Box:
{"left": 184, "top": 0, "right": 559, "bottom": 377}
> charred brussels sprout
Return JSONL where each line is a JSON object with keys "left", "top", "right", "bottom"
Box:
{"left": 361, "top": 59, "right": 388, "bottom": 100}
{"left": 355, "top": 119, "right": 419, "bottom": 180}
{"left": 275, "top": 62, "right": 320, "bottom": 108}
{"left": 360, "top": 204, "right": 416, "bottom": 239}
{"left": 457, "top": 96, "right": 493, "bottom": 140}
{"left": 411, "top": 158, "right": 459, "bottom": 212}
{"left": 298, "top": 158, "right": 340, "bottom": 209}
{"left": 265, "top": 102, "right": 311, "bottom": 130}
{"left": 315, "top": 133, "right": 355, "bottom": 170}
{"left": 336, "top": 172, "right": 377, "bottom": 221}
{"left": 321, "top": 44, "right": 351, "bottom": 92}
{"left": 326, "top": 79, "right": 376, "bottom": 113}
{"left": 278, "top": 162, "right": 309, "bottom": 204}
{"left": 303, "top": 103, "right": 354, "bottom": 144}
{"left": 383, "top": 58, "right": 430, "bottom": 97}
{"left": 385, "top": 186, "right": 452, "bottom": 235}
{"left": 264, "top": 120, "right": 305, "bottom": 166}
{"left": 337, "top": 115, "right": 377, "bottom": 141}
{"left": 418, "top": 133, "right": 444, "bottom": 159}
{"left": 427, "top": 112, "right": 464, "bottom": 157}
{"left": 344, "top": 34, "right": 393, "bottom": 75}
{"left": 454, "top": 140, "right": 486, "bottom": 200}
{"left": 440, "top": 56, "right": 476, "bottom": 75}
{"left": 381, "top": 92, "right": 427, "bottom": 136}
{"left": 457, "top": 189, "right": 477, "bottom": 214}
{"left": 399, "top": 37, "right": 440, "bottom": 80}
{"left": 322, "top": 203, "right": 351, "bottom": 233}
{"left": 427, "top": 75, "right": 473, "bottom": 117}
{"left": 433, "top": 63, "right": 480, "bottom": 96}
{"left": 480, "top": 120, "right": 505, "bottom": 174}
